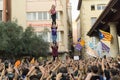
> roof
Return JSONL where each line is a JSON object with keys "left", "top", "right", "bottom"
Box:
{"left": 87, "top": 0, "right": 120, "bottom": 36}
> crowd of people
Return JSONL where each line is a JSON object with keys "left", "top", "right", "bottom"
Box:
{"left": 0, "top": 54, "right": 120, "bottom": 80}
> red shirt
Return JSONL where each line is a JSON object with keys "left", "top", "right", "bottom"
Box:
{"left": 51, "top": 45, "right": 58, "bottom": 57}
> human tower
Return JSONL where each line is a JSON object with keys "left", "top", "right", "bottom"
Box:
{"left": 49, "top": 4, "right": 59, "bottom": 61}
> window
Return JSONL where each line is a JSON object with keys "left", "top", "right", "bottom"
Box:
{"left": 32, "top": 13, "right": 36, "bottom": 20}
{"left": 91, "top": 5, "right": 95, "bottom": 11}
{"left": 38, "top": 12, "right": 42, "bottom": 20}
{"left": 27, "top": 12, "right": 36, "bottom": 20}
{"left": 91, "top": 17, "right": 97, "bottom": 26}
{"left": 0, "top": 10, "right": 2, "bottom": 21}
{"left": 27, "top": 11, "right": 60, "bottom": 21}
{"left": 43, "top": 12, "right": 47, "bottom": 20}
{"left": 49, "top": 13, "right": 51, "bottom": 19}
{"left": 97, "top": 4, "right": 106, "bottom": 10}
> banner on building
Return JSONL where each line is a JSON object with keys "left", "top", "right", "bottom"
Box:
{"left": 86, "top": 46, "right": 98, "bottom": 57}
{"left": 101, "top": 41, "right": 110, "bottom": 53}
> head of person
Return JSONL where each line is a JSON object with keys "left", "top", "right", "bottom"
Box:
{"left": 103, "top": 55, "right": 106, "bottom": 59}
{"left": 53, "top": 41, "right": 57, "bottom": 46}
{"left": 52, "top": 22, "right": 56, "bottom": 26}
{"left": 91, "top": 65, "right": 98, "bottom": 74}
{"left": 58, "top": 67, "right": 70, "bottom": 80}
{"left": 51, "top": 4, "right": 56, "bottom": 9}
{"left": 111, "top": 76, "right": 120, "bottom": 80}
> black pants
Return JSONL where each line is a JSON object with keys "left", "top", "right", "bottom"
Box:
{"left": 53, "top": 56, "right": 58, "bottom": 61}
{"left": 51, "top": 13, "right": 56, "bottom": 24}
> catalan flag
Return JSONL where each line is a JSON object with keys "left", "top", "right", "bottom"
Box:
{"left": 99, "top": 30, "right": 112, "bottom": 41}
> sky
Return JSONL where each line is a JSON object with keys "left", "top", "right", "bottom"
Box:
{"left": 70, "top": 0, "right": 79, "bottom": 21}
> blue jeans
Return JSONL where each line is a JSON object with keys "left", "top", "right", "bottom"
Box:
{"left": 52, "top": 35, "right": 57, "bottom": 42}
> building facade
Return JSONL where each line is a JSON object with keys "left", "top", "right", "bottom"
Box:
{"left": 77, "top": 0, "right": 110, "bottom": 55}
{"left": 0, "top": 0, "right": 11, "bottom": 22}
{"left": 10, "top": 0, "right": 72, "bottom": 53}
{"left": 87, "top": 0, "right": 120, "bottom": 57}
{"left": 72, "top": 21, "right": 78, "bottom": 44}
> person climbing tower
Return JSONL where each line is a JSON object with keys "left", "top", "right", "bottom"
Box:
{"left": 51, "top": 41, "right": 58, "bottom": 61}
{"left": 51, "top": 22, "right": 58, "bottom": 42}
{"left": 49, "top": 4, "right": 56, "bottom": 24}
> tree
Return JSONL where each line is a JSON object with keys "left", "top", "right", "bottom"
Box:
{"left": 0, "top": 21, "right": 49, "bottom": 58}
{"left": 21, "top": 27, "right": 49, "bottom": 57}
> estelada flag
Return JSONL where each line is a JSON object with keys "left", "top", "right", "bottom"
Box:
{"left": 15, "top": 60, "right": 21, "bottom": 68}
{"left": 99, "top": 30, "right": 112, "bottom": 41}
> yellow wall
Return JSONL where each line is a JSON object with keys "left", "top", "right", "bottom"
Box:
{"left": 11, "top": 0, "right": 26, "bottom": 29}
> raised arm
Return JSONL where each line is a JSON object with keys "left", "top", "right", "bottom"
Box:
{"left": 46, "top": 62, "right": 61, "bottom": 80}
{"left": 102, "top": 58, "right": 105, "bottom": 71}
{"left": 0, "top": 66, "right": 5, "bottom": 80}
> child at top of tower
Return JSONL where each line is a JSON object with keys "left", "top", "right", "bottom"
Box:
{"left": 51, "top": 22, "right": 58, "bottom": 42}
{"left": 49, "top": 4, "right": 56, "bottom": 24}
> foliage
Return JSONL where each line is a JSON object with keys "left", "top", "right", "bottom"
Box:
{"left": 0, "top": 21, "right": 49, "bottom": 58}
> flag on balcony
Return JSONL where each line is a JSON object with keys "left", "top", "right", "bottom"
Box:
{"left": 99, "top": 30, "right": 112, "bottom": 41}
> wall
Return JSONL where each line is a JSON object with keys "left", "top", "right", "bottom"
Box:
{"left": 11, "top": 0, "right": 26, "bottom": 29}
